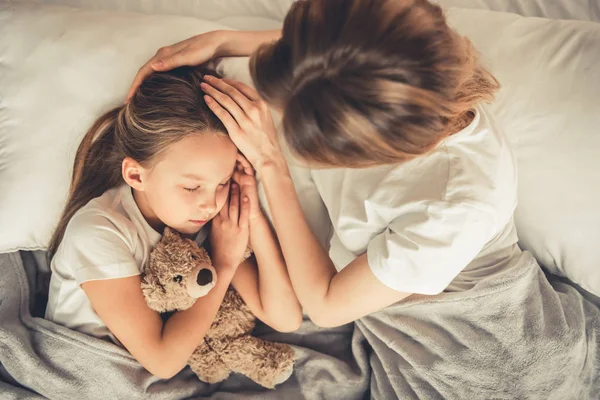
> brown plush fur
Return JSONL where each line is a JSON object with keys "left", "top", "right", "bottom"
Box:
{"left": 141, "top": 228, "right": 214, "bottom": 312}
{"left": 141, "top": 228, "right": 295, "bottom": 388}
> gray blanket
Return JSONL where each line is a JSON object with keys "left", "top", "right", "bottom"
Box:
{"left": 1, "top": 250, "right": 598, "bottom": 399}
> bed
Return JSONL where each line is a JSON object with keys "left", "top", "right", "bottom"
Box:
{"left": 1, "top": 1, "right": 599, "bottom": 398}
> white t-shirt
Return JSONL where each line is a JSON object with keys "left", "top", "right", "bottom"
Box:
{"left": 278, "top": 105, "right": 521, "bottom": 295}
{"left": 45, "top": 184, "right": 207, "bottom": 341}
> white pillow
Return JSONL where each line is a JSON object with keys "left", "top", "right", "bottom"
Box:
{"left": 435, "top": 0, "right": 600, "bottom": 22}
{"left": 1, "top": 4, "right": 599, "bottom": 297}
{"left": 445, "top": 9, "right": 600, "bottom": 295}
{"left": 34, "top": 0, "right": 294, "bottom": 23}
{"left": 26, "top": 0, "right": 600, "bottom": 23}
{"left": 0, "top": 4, "right": 234, "bottom": 251}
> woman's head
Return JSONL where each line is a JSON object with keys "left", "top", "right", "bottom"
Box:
{"left": 49, "top": 66, "right": 237, "bottom": 258}
{"left": 250, "top": 0, "right": 499, "bottom": 168}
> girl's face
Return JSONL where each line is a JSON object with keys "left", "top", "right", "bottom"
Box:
{"left": 127, "top": 133, "right": 238, "bottom": 235}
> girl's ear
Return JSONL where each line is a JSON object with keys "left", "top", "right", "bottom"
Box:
{"left": 122, "top": 157, "right": 146, "bottom": 191}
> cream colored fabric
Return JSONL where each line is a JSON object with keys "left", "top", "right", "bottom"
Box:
{"left": 45, "top": 185, "right": 159, "bottom": 342}
{"left": 12, "top": 0, "right": 600, "bottom": 23}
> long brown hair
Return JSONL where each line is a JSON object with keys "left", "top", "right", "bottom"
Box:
{"left": 48, "top": 66, "right": 226, "bottom": 259}
{"left": 250, "top": 0, "right": 499, "bottom": 167}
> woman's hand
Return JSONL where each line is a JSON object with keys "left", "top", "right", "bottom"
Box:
{"left": 232, "top": 155, "right": 262, "bottom": 224}
{"left": 201, "top": 76, "right": 286, "bottom": 172}
{"left": 126, "top": 30, "right": 229, "bottom": 102}
{"left": 209, "top": 182, "right": 250, "bottom": 270}
{"left": 126, "top": 30, "right": 281, "bottom": 102}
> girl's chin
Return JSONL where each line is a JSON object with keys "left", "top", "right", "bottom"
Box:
{"left": 163, "top": 223, "right": 203, "bottom": 237}
{"left": 179, "top": 222, "right": 205, "bottom": 234}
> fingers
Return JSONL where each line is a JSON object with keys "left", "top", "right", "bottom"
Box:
{"left": 201, "top": 80, "right": 250, "bottom": 126}
{"left": 236, "top": 153, "right": 254, "bottom": 175}
{"left": 222, "top": 79, "right": 261, "bottom": 102}
{"left": 229, "top": 183, "right": 240, "bottom": 223}
{"left": 204, "top": 95, "right": 243, "bottom": 136}
{"left": 218, "top": 192, "right": 230, "bottom": 219}
{"left": 203, "top": 76, "right": 256, "bottom": 114}
{"left": 239, "top": 175, "right": 258, "bottom": 201}
{"left": 238, "top": 193, "right": 250, "bottom": 231}
{"left": 232, "top": 169, "right": 245, "bottom": 186}
{"left": 125, "top": 43, "right": 189, "bottom": 102}
{"left": 126, "top": 61, "right": 155, "bottom": 102}
{"left": 152, "top": 47, "right": 190, "bottom": 71}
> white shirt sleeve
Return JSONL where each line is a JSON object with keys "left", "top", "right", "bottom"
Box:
{"left": 366, "top": 201, "right": 495, "bottom": 295}
{"left": 60, "top": 210, "right": 140, "bottom": 285}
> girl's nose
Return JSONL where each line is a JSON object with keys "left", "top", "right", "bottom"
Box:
{"left": 198, "top": 196, "right": 217, "bottom": 216}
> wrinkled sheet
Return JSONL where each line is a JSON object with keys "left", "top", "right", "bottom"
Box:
{"left": 10, "top": 0, "right": 600, "bottom": 26}
{"left": 1, "top": 250, "right": 598, "bottom": 399}
{"left": 0, "top": 251, "right": 369, "bottom": 399}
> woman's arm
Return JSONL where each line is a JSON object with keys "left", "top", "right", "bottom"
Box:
{"left": 82, "top": 265, "right": 236, "bottom": 379}
{"left": 230, "top": 168, "right": 302, "bottom": 332}
{"left": 127, "top": 30, "right": 281, "bottom": 101}
{"left": 201, "top": 77, "right": 412, "bottom": 327}
{"left": 258, "top": 162, "right": 411, "bottom": 327}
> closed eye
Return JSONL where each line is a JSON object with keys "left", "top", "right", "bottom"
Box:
{"left": 219, "top": 179, "right": 231, "bottom": 188}
{"left": 184, "top": 186, "right": 200, "bottom": 192}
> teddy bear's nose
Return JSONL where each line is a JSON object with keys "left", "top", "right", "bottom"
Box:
{"left": 196, "top": 269, "right": 213, "bottom": 286}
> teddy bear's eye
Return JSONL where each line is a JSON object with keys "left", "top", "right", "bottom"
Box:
{"left": 173, "top": 275, "right": 183, "bottom": 283}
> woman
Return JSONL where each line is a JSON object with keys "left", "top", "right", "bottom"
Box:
{"left": 128, "top": 0, "right": 599, "bottom": 397}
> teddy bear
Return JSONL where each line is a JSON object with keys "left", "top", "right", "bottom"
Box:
{"left": 141, "top": 227, "right": 295, "bottom": 389}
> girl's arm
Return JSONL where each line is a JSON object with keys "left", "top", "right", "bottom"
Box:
{"left": 230, "top": 169, "right": 302, "bottom": 332}
{"left": 82, "top": 266, "right": 236, "bottom": 379}
{"left": 82, "top": 185, "right": 250, "bottom": 379}
{"left": 127, "top": 30, "right": 281, "bottom": 101}
{"left": 201, "top": 77, "right": 412, "bottom": 328}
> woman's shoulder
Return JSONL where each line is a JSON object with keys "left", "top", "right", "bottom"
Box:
{"left": 367, "top": 106, "right": 515, "bottom": 217}
{"left": 442, "top": 106, "right": 517, "bottom": 203}
{"left": 444, "top": 106, "right": 512, "bottom": 158}
{"left": 308, "top": 106, "right": 516, "bottom": 223}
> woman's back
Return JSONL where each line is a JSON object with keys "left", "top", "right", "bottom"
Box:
{"left": 302, "top": 105, "right": 520, "bottom": 295}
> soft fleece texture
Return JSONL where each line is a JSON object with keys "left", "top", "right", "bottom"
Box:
{"left": 1, "top": 247, "right": 599, "bottom": 398}
{"left": 1, "top": 3, "right": 600, "bottom": 296}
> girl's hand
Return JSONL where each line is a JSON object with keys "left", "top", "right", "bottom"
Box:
{"left": 233, "top": 155, "right": 262, "bottom": 224}
{"left": 201, "top": 76, "right": 286, "bottom": 172}
{"left": 126, "top": 30, "right": 230, "bottom": 102}
{"left": 209, "top": 182, "right": 250, "bottom": 270}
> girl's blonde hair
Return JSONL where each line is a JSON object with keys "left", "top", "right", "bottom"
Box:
{"left": 48, "top": 66, "right": 226, "bottom": 259}
{"left": 250, "top": 0, "right": 499, "bottom": 167}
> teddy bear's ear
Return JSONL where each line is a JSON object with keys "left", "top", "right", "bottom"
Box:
{"left": 163, "top": 226, "right": 177, "bottom": 238}
{"left": 162, "top": 227, "right": 183, "bottom": 245}
{"left": 195, "top": 246, "right": 213, "bottom": 265}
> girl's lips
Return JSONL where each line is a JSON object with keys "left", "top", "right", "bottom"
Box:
{"left": 190, "top": 220, "right": 207, "bottom": 225}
